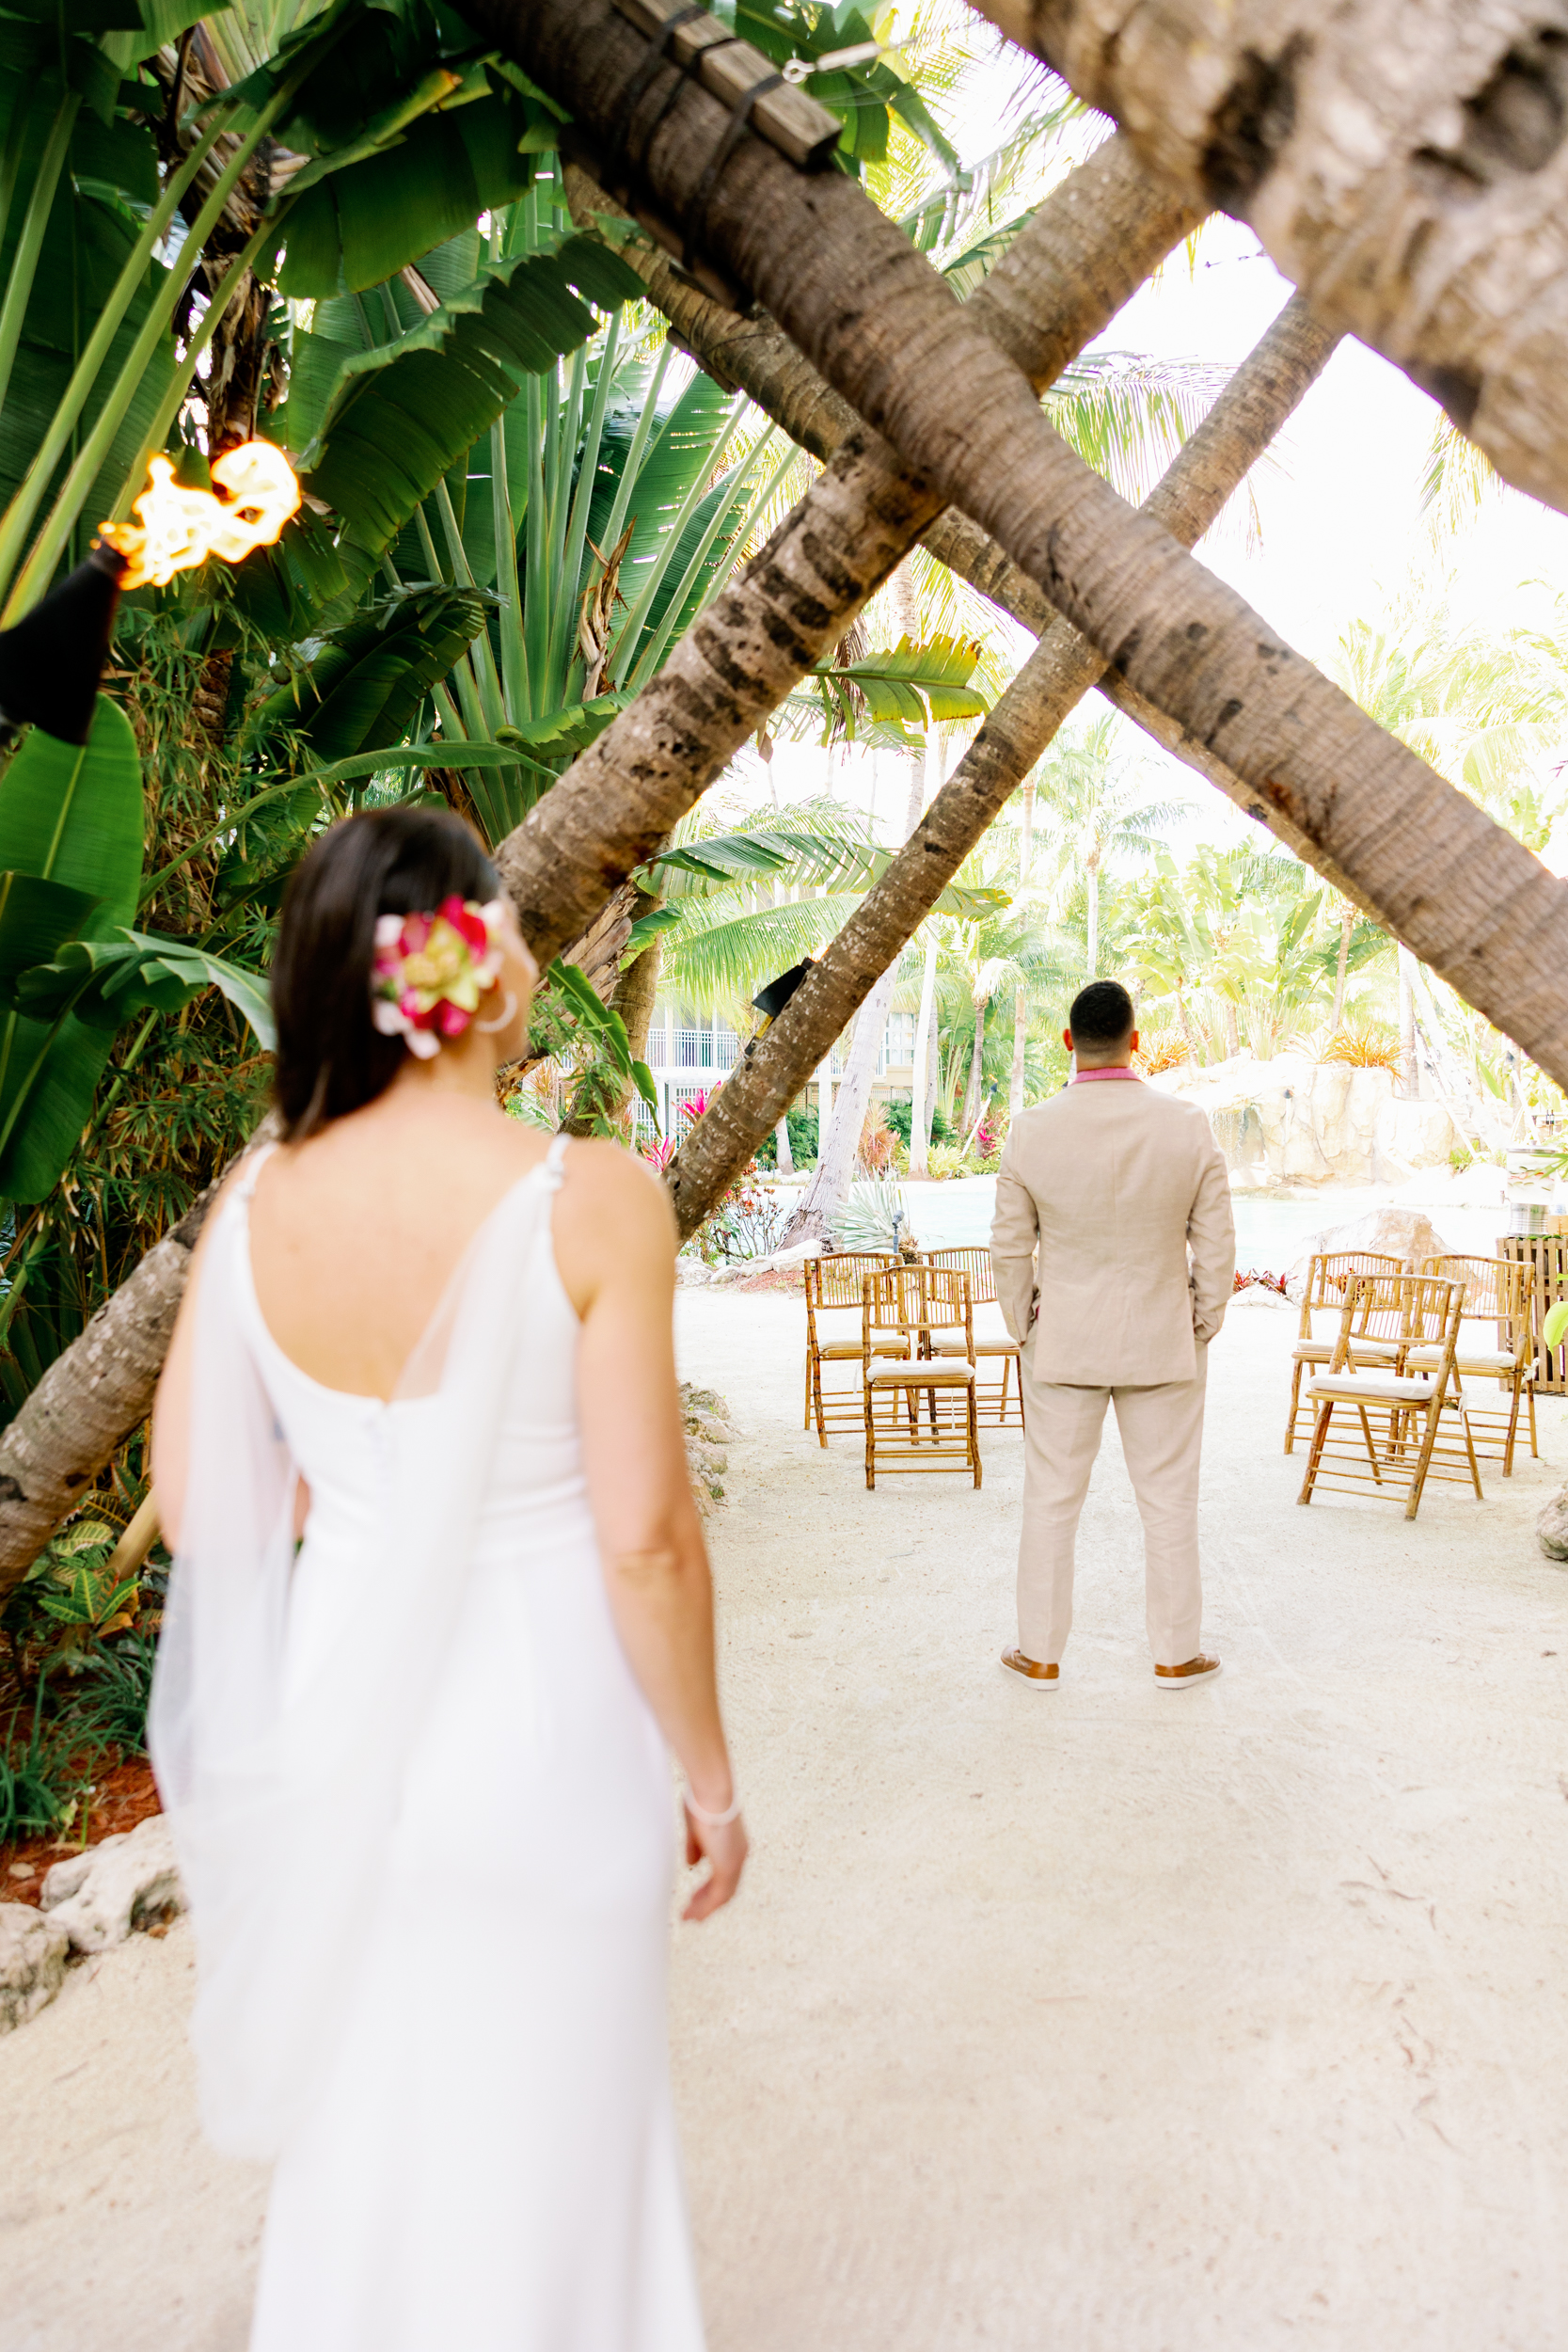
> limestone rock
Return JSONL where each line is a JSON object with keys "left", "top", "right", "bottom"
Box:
{"left": 1285, "top": 1207, "right": 1451, "bottom": 1302}
{"left": 39, "top": 1834, "right": 126, "bottom": 1908}
{"left": 680, "top": 1382, "right": 735, "bottom": 1517}
{"left": 0, "top": 1901, "right": 71, "bottom": 2034}
{"left": 1151, "top": 1053, "right": 1455, "bottom": 1185}
{"left": 1537, "top": 1487, "right": 1568, "bottom": 1562}
{"left": 40, "top": 1814, "right": 184, "bottom": 1954}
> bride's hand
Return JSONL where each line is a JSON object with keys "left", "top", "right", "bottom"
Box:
{"left": 682, "top": 1803, "right": 748, "bottom": 1922}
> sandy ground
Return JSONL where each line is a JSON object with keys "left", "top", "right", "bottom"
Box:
{"left": 3, "top": 1288, "right": 1566, "bottom": 2351}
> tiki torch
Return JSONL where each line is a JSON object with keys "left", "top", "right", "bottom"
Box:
{"left": 0, "top": 441, "right": 301, "bottom": 748}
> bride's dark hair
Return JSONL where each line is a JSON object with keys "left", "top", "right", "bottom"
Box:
{"left": 272, "top": 805, "right": 499, "bottom": 1140}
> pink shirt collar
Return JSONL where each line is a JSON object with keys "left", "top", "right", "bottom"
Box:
{"left": 1069, "top": 1065, "right": 1141, "bottom": 1083}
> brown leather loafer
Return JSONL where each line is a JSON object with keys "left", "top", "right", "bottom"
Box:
{"left": 1154, "top": 1653, "right": 1223, "bottom": 1688}
{"left": 1001, "top": 1647, "right": 1059, "bottom": 1686}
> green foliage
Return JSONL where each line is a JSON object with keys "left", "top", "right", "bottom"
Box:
{"left": 831, "top": 1176, "right": 907, "bottom": 1251}
{"left": 881, "top": 1096, "right": 952, "bottom": 1148}
{"left": 0, "top": 1688, "right": 98, "bottom": 1842}
{"left": 534, "top": 959, "right": 656, "bottom": 1137}
{"left": 4, "top": 1517, "right": 136, "bottom": 1674}
{"left": 0, "top": 694, "right": 144, "bottom": 1200}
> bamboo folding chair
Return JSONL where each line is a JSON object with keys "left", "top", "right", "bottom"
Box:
{"left": 922, "top": 1246, "right": 1023, "bottom": 1426}
{"left": 1297, "top": 1273, "right": 1480, "bottom": 1519}
{"left": 862, "top": 1264, "right": 981, "bottom": 1489}
{"left": 1283, "top": 1250, "right": 1407, "bottom": 1451}
{"left": 803, "top": 1252, "right": 902, "bottom": 1444}
{"left": 1413, "top": 1254, "right": 1537, "bottom": 1473}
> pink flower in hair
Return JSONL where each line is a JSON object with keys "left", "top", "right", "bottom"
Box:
{"left": 371, "top": 896, "right": 506, "bottom": 1058}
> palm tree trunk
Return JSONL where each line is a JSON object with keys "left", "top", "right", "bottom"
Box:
{"left": 1086, "top": 867, "right": 1099, "bottom": 978}
{"left": 505, "top": 5, "right": 1568, "bottom": 1103}
{"left": 1399, "top": 946, "right": 1418, "bottom": 1099}
{"left": 779, "top": 966, "right": 898, "bottom": 1247}
{"left": 1174, "top": 986, "right": 1200, "bottom": 1066}
{"left": 962, "top": 1000, "right": 988, "bottom": 1136}
{"left": 664, "top": 300, "right": 1338, "bottom": 1237}
{"left": 774, "top": 1116, "right": 794, "bottom": 1174}
{"left": 1008, "top": 984, "right": 1029, "bottom": 1120}
{"left": 909, "top": 930, "right": 939, "bottom": 1178}
{"left": 965, "top": 0, "right": 1568, "bottom": 516}
{"left": 1331, "top": 903, "right": 1354, "bottom": 1030}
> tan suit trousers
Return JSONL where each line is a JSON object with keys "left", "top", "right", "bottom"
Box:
{"left": 1018, "top": 1343, "right": 1208, "bottom": 1669}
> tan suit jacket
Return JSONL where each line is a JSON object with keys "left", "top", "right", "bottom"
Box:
{"left": 990, "top": 1077, "right": 1235, "bottom": 1387}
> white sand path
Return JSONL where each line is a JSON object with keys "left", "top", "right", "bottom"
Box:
{"left": 2, "top": 1289, "right": 1566, "bottom": 2350}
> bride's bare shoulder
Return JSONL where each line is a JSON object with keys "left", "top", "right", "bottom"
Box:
{"left": 555, "top": 1136, "right": 676, "bottom": 1262}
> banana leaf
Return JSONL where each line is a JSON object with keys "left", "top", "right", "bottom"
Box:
{"left": 299, "top": 233, "right": 642, "bottom": 573}
{"left": 244, "top": 585, "right": 491, "bottom": 765}
{"left": 11, "top": 930, "right": 275, "bottom": 1049}
{"left": 0, "top": 692, "right": 142, "bottom": 1200}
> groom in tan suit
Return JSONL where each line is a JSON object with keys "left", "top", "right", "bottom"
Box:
{"left": 990, "top": 980, "right": 1235, "bottom": 1689}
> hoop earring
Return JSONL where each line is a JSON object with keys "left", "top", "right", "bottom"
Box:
{"left": 475, "top": 991, "right": 517, "bottom": 1036}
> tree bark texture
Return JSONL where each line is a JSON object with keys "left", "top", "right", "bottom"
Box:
{"left": 460, "top": 0, "right": 1199, "bottom": 966}
{"left": 968, "top": 0, "right": 1568, "bottom": 517}
{"left": 910, "top": 930, "right": 940, "bottom": 1178}
{"left": 590, "top": 185, "right": 1387, "bottom": 923}
{"left": 780, "top": 965, "right": 899, "bottom": 1247}
{"left": 664, "top": 297, "right": 1338, "bottom": 1235}
{"left": 504, "top": 0, "right": 1568, "bottom": 1099}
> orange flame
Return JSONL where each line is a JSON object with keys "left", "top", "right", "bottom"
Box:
{"left": 99, "top": 441, "right": 302, "bottom": 589}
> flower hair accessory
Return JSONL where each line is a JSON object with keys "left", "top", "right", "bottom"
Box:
{"left": 371, "top": 896, "right": 506, "bottom": 1058}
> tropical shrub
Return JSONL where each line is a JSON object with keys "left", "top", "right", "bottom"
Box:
{"left": 1135, "top": 1025, "right": 1191, "bottom": 1074}
{"left": 880, "top": 1097, "right": 954, "bottom": 1149}
{"left": 831, "top": 1177, "right": 909, "bottom": 1252}
{"left": 857, "top": 1102, "right": 897, "bottom": 1174}
{"left": 1322, "top": 1024, "right": 1402, "bottom": 1070}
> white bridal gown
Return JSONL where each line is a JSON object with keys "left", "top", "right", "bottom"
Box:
{"left": 150, "top": 1136, "right": 705, "bottom": 2352}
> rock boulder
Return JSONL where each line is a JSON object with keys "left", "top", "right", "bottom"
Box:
{"left": 1151, "top": 1053, "right": 1456, "bottom": 1184}
{"left": 40, "top": 1814, "right": 184, "bottom": 1953}
{"left": 1537, "top": 1487, "right": 1568, "bottom": 1562}
{"left": 0, "top": 1901, "right": 71, "bottom": 2034}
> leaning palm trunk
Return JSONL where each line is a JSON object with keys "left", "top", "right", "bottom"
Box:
{"left": 663, "top": 297, "right": 1336, "bottom": 1235}
{"left": 909, "top": 931, "right": 940, "bottom": 1178}
{"left": 967, "top": 0, "right": 1568, "bottom": 517}
{"left": 457, "top": 2, "right": 1198, "bottom": 967}
{"left": 498, "top": 0, "right": 1568, "bottom": 1098}
{"left": 1008, "top": 985, "right": 1029, "bottom": 1121}
{"left": 779, "top": 966, "right": 899, "bottom": 1248}
{"left": 780, "top": 755, "right": 925, "bottom": 1245}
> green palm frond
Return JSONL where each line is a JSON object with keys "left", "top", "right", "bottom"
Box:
{"left": 1045, "top": 353, "right": 1231, "bottom": 502}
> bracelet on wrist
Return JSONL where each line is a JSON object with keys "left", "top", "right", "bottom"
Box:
{"left": 684, "top": 1784, "right": 742, "bottom": 1827}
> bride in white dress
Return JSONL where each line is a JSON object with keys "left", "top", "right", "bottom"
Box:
{"left": 150, "top": 805, "right": 745, "bottom": 2350}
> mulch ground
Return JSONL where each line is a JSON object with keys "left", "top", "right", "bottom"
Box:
{"left": 2, "top": 1754, "right": 161, "bottom": 1910}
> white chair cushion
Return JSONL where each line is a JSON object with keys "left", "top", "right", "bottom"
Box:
{"left": 820, "top": 1339, "right": 907, "bottom": 1359}
{"left": 1292, "top": 1338, "right": 1401, "bottom": 1365}
{"left": 869, "top": 1362, "right": 976, "bottom": 1386}
{"left": 931, "top": 1336, "right": 1020, "bottom": 1358}
{"left": 1307, "top": 1374, "right": 1436, "bottom": 1404}
{"left": 1406, "top": 1344, "right": 1517, "bottom": 1374}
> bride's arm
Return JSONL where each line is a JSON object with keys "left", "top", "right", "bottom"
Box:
{"left": 559, "top": 1143, "right": 746, "bottom": 1923}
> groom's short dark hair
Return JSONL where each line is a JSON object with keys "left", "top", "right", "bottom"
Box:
{"left": 1069, "top": 979, "right": 1134, "bottom": 1047}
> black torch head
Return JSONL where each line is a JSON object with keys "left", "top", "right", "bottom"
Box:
{"left": 752, "top": 959, "right": 814, "bottom": 1023}
{"left": 0, "top": 539, "right": 127, "bottom": 749}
